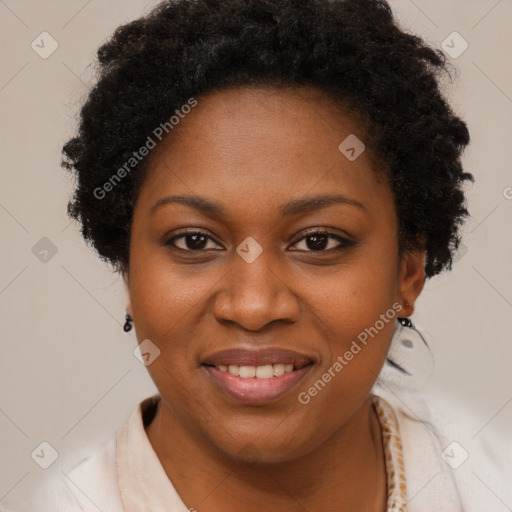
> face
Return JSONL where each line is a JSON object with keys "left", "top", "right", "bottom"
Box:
{"left": 126, "top": 85, "right": 424, "bottom": 463}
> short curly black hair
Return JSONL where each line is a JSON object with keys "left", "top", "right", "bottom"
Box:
{"left": 62, "top": 0, "right": 472, "bottom": 278}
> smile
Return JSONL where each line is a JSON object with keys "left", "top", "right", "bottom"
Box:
{"left": 201, "top": 347, "right": 315, "bottom": 404}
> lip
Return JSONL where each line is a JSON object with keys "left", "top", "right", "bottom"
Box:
{"left": 202, "top": 347, "right": 314, "bottom": 368}
{"left": 202, "top": 347, "right": 315, "bottom": 405}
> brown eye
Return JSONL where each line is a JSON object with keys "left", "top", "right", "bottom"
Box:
{"left": 166, "top": 231, "right": 222, "bottom": 251}
{"left": 290, "top": 231, "right": 353, "bottom": 252}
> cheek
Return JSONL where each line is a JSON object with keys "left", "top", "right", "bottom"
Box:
{"left": 296, "top": 242, "right": 399, "bottom": 397}
{"left": 295, "top": 279, "right": 397, "bottom": 443}
{"left": 306, "top": 246, "right": 398, "bottom": 344}
{"left": 127, "top": 255, "right": 210, "bottom": 405}
{"left": 128, "top": 246, "right": 220, "bottom": 341}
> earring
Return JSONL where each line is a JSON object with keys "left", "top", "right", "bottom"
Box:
{"left": 123, "top": 313, "right": 133, "bottom": 332}
{"left": 397, "top": 317, "right": 413, "bottom": 328}
{"left": 379, "top": 316, "right": 433, "bottom": 391}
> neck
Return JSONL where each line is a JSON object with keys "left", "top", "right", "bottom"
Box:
{"left": 146, "top": 394, "right": 387, "bottom": 512}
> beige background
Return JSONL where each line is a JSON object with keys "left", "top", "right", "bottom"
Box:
{"left": 1, "top": 0, "right": 511, "bottom": 507}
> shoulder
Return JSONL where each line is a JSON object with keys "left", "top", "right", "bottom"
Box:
{"left": 22, "top": 434, "right": 124, "bottom": 512}
{"left": 374, "top": 385, "right": 512, "bottom": 512}
{"left": 21, "top": 395, "right": 162, "bottom": 512}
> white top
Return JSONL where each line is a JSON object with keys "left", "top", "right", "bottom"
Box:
{"left": 29, "top": 394, "right": 410, "bottom": 512}
{"left": 5, "top": 328, "right": 512, "bottom": 512}
{"left": 11, "top": 387, "right": 510, "bottom": 512}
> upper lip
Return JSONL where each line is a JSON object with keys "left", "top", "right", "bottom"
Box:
{"left": 202, "top": 347, "right": 314, "bottom": 369}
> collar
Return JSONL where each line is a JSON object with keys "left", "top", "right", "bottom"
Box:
{"left": 116, "top": 395, "right": 190, "bottom": 512}
{"left": 372, "top": 395, "right": 407, "bottom": 512}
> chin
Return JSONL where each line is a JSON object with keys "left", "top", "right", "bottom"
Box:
{"left": 210, "top": 430, "right": 315, "bottom": 466}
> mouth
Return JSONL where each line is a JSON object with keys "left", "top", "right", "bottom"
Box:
{"left": 201, "top": 348, "right": 315, "bottom": 405}
{"left": 206, "top": 362, "right": 302, "bottom": 378}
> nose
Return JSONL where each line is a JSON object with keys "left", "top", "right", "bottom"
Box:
{"left": 212, "top": 250, "right": 300, "bottom": 331}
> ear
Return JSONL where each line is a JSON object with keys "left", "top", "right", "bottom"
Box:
{"left": 397, "top": 249, "right": 426, "bottom": 317}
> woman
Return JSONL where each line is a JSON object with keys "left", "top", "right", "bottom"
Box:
{"left": 20, "top": 0, "right": 510, "bottom": 511}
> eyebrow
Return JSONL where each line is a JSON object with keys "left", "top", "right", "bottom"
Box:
{"left": 150, "top": 193, "right": 365, "bottom": 217}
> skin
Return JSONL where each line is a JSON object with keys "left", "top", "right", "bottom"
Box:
{"left": 124, "top": 85, "right": 426, "bottom": 511}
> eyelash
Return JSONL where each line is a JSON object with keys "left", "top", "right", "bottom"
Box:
{"left": 164, "top": 229, "right": 355, "bottom": 253}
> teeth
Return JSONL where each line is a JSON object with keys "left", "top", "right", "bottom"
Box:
{"left": 218, "top": 363, "right": 296, "bottom": 378}
{"left": 273, "top": 364, "right": 285, "bottom": 376}
{"left": 256, "top": 365, "right": 273, "bottom": 378}
{"left": 239, "top": 366, "right": 256, "bottom": 378}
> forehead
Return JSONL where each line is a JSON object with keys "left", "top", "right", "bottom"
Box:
{"left": 137, "top": 85, "right": 392, "bottom": 217}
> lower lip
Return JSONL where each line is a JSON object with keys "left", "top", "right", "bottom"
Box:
{"left": 203, "top": 364, "right": 313, "bottom": 405}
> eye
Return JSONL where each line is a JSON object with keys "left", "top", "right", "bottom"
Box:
{"left": 165, "top": 229, "right": 354, "bottom": 253}
{"left": 289, "top": 230, "right": 353, "bottom": 252}
{"left": 165, "top": 231, "right": 222, "bottom": 251}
